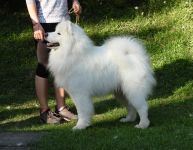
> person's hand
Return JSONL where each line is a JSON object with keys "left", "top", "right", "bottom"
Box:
{"left": 33, "top": 23, "right": 45, "bottom": 41}
{"left": 72, "top": 0, "right": 81, "bottom": 15}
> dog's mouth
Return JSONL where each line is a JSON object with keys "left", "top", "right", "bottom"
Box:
{"left": 44, "top": 41, "right": 60, "bottom": 49}
{"left": 47, "top": 42, "right": 60, "bottom": 49}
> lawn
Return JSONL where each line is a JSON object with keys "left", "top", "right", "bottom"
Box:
{"left": 0, "top": 0, "right": 193, "bottom": 149}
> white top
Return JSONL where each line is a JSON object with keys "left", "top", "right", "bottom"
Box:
{"left": 26, "top": 0, "right": 70, "bottom": 23}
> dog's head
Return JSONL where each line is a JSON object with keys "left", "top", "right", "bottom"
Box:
{"left": 45, "top": 21, "right": 75, "bottom": 49}
{"left": 45, "top": 20, "right": 93, "bottom": 55}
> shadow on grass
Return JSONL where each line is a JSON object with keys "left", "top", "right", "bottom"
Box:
{"left": 89, "top": 25, "right": 169, "bottom": 47}
{"left": 0, "top": 116, "right": 40, "bottom": 132}
{"left": 154, "top": 59, "right": 193, "bottom": 99}
{"left": 94, "top": 96, "right": 118, "bottom": 112}
{"left": 94, "top": 97, "right": 193, "bottom": 129}
{"left": 0, "top": 107, "right": 38, "bottom": 122}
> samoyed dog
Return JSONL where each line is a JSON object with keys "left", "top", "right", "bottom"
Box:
{"left": 45, "top": 21, "right": 156, "bottom": 130}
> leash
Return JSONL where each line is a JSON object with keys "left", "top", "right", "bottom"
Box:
{"left": 68, "top": 8, "right": 80, "bottom": 24}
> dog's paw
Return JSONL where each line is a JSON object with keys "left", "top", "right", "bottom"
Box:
{"left": 120, "top": 114, "right": 136, "bottom": 123}
{"left": 72, "top": 124, "right": 87, "bottom": 131}
{"left": 135, "top": 120, "right": 150, "bottom": 129}
{"left": 72, "top": 119, "right": 91, "bottom": 131}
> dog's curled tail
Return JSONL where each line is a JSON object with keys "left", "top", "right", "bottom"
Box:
{"left": 106, "top": 36, "right": 156, "bottom": 96}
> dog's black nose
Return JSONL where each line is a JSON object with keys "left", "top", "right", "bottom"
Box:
{"left": 45, "top": 33, "right": 48, "bottom": 37}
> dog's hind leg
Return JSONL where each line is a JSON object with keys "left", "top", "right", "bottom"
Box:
{"left": 120, "top": 71, "right": 150, "bottom": 128}
{"left": 114, "top": 91, "right": 137, "bottom": 122}
{"left": 70, "top": 94, "right": 94, "bottom": 130}
{"left": 125, "top": 93, "right": 150, "bottom": 129}
{"left": 120, "top": 102, "right": 137, "bottom": 123}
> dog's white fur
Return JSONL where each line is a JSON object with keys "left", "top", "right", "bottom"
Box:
{"left": 46, "top": 21, "right": 156, "bottom": 130}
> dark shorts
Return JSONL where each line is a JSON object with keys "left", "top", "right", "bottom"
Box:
{"left": 41, "top": 23, "right": 58, "bottom": 33}
{"left": 34, "top": 23, "right": 59, "bottom": 45}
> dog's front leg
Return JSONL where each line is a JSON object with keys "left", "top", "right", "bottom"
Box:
{"left": 71, "top": 94, "right": 94, "bottom": 130}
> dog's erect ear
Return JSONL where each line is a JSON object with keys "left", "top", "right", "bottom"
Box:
{"left": 65, "top": 21, "right": 73, "bottom": 35}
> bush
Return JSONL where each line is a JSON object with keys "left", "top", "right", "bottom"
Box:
{"left": 0, "top": 0, "right": 180, "bottom": 19}
{"left": 0, "top": 0, "right": 26, "bottom": 14}
{"left": 0, "top": 0, "right": 130, "bottom": 15}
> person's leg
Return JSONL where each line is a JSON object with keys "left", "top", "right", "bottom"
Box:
{"left": 35, "top": 41, "right": 61, "bottom": 123}
{"left": 55, "top": 87, "right": 65, "bottom": 109}
{"left": 55, "top": 86, "right": 78, "bottom": 121}
{"left": 35, "top": 76, "right": 49, "bottom": 112}
{"left": 35, "top": 41, "right": 52, "bottom": 112}
{"left": 36, "top": 41, "right": 50, "bottom": 113}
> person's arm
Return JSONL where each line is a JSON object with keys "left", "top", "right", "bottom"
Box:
{"left": 26, "top": 0, "right": 39, "bottom": 24}
{"left": 26, "top": 0, "right": 45, "bottom": 41}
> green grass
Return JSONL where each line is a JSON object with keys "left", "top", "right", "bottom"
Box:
{"left": 0, "top": 0, "right": 193, "bottom": 149}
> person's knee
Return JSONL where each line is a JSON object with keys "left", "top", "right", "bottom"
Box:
{"left": 36, "top": 63, "right": 49, "bottom": 78}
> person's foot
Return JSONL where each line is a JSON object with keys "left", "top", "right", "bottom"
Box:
{"left": 40, "top": 109, "right": 61, "bottom": 124}
{"left": 55, "top": 106, "right": 78, "bottom": 121}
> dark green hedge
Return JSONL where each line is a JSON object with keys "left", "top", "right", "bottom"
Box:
{"left": 0, "top": 0, "right": 134, "bottom": 14}
{"left": 0, "top": 0, "right": 180, "bottom": 20}
{"left": 0, "top": 0, "right": 26, "bottom": 13}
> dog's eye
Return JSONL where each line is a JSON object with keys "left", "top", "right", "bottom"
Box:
{"left": 57, "top": 33, "right": 61, "bottom": 35}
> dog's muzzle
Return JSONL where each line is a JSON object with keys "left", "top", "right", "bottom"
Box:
{"left": 44, "top": 33, "right": 60, "bottom": 49}
{"left": 46, "top": 42, "right": 60, "bottom": 48}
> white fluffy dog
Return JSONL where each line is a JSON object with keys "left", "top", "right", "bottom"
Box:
{"left": 45, "top": 21, "right": 156, "bottom": 130}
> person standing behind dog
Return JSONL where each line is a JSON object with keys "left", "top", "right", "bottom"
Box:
{"left": 25, "top": 0, "right": 81, "bottom": 124}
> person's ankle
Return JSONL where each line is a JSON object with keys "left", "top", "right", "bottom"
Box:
{"left": 40, "top": 108, "right": 50, "bottom": 114}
